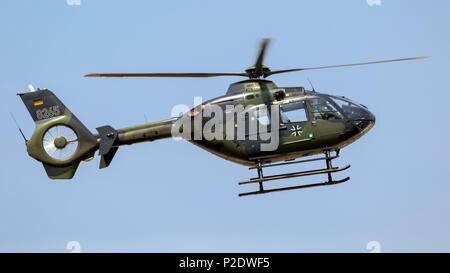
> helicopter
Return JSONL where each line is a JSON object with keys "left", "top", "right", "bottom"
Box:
{"left": 17, "top": 39, "right": 428, "bottom": 196}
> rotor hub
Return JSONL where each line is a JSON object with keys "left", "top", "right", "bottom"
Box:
{"left": 245, "top": 65, "right": 271, "bottom": 78}
{"left": 54, "top": 136, "right": 67, "bottom": 149}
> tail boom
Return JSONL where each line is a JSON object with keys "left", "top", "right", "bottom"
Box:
{"left": 18, "top": 88, "right": 176, "bottom": 179}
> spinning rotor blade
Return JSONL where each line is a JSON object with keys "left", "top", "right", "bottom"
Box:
{"left": 254, "top": 38, "right": 271, "bottom": 74}
{"left": 85, "top": 38, "right": 428, "bottom": 80}
{"left": 85, "top": 72, "right": 247, "bottom": 78}
{"left": 267, "top": 56, "right": 430, "bottom": 76}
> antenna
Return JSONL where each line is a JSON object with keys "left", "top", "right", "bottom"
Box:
{"left": 9, "top": 111, "right": 28, "bottom": 143}
{"left": 307, "top": 78, "right": 316, "bottom": 92}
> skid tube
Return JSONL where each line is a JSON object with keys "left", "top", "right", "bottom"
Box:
{"left": 238, "top": 150, "right": 350, "bottom": 197}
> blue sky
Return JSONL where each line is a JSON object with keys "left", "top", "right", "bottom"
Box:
{"left": 1, "top": 0, "right": 449, "bottom": 252}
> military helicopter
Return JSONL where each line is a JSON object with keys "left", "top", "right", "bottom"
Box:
{"left": 17, "top": 39, "right": 428, "bottom": 196}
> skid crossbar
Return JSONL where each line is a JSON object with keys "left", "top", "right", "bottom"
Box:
{"left": 238, "top": 150, "right": 351, "bottom": 197}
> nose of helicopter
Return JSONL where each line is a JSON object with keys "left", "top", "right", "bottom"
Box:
{"left": 352, "top": 108, "right": 376, "bottom": 134}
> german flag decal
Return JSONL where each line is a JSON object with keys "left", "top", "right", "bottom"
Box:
{"left": 33, "top": 99, "right": 44, "bottom": 106}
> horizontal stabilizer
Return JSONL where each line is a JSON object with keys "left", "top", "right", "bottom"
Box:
{"left": 96, "top": 125, "right": 119, "bottom": 169}
{"left": 99, "top": 147, "right": 118, "bottom": 169}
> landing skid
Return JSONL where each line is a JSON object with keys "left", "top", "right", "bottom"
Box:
{"left": 238, "top": 150, "right": 350, "bottom": 197}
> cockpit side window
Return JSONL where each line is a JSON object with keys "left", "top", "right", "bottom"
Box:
{"left": 308, "top": 97, "right": 343, "bottom": 120}
{"left": 280, "top": 101, "right": 308, "bottom": 123}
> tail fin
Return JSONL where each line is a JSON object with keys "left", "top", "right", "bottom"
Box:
{"left": 18, "top": 89, "right": 98, "bottom": 179}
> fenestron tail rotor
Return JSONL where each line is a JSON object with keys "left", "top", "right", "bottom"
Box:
{"left": 18, "top": 89, "right": 99, "bottom": 179}
{"left": 43, "top": 125, "right": 79, "bottom": 161}
{"left": 84, "top": 39, "right": 429, "bottom": 80}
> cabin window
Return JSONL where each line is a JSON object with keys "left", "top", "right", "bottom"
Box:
{"left": 308, "top": 97, "right": 343, "bottom": 120}
{"left": 254, "top": 107, "right": 270, "bottom": 125}
{"left": 280, "top": 101, "right": 308, "bottom": 123}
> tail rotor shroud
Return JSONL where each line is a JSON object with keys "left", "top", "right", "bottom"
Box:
{"left": 18, "top": 89, "right": 98, "bottom": 179}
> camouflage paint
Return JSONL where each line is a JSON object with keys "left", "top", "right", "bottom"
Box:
{"left": 19, "top": 79, "right": 375, "bottom": 179}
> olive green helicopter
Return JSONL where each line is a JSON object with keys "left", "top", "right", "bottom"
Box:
{"left": 17, "top": 39, "right": 428, "bottom": 196}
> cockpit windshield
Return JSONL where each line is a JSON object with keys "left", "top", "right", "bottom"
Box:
{"left": 328, "top": 95, "right": 369, "bottom": 120}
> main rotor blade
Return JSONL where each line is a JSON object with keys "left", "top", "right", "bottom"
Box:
{"left": 267, "top": 56, "right": 430, "bottom": 76}
{"left": 254, "top": 38, "right": 271, "bottom": 74}
{"left": 84, "top": 72, "right": 247, "bottom": 78}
